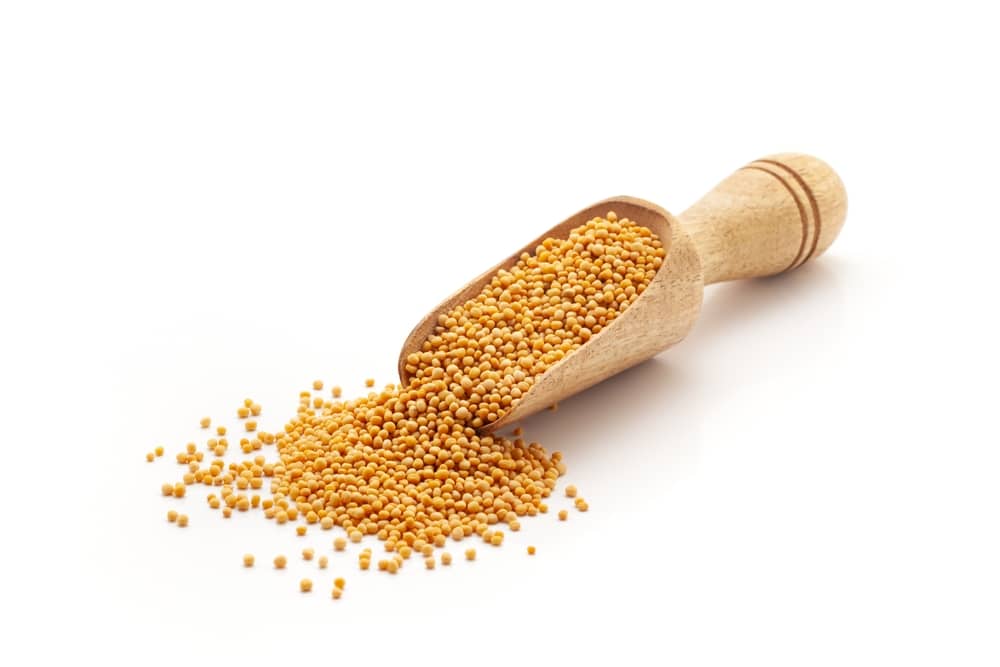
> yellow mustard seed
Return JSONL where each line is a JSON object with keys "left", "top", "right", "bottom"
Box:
{"left": 425, "top": 557, "right": 435, "bottom": 569}
{"left": 333, "top": 577, "right": 345, "bottom": 590}
{"left": 237, "top": 406, "right": 250, "bottom": 419}
{"left": 296, "top": 525, "right": 307, "bottom": 537}
{"left": 222, "top": 507, "right": 232, "bottom": 518}
{"left": 527, "top": 545, "right": 536, "bottom": 555}
{"left": 490, "top": 534, "right": 503, "bottom": 547}
{"left": 364, "top": 378, "right": 375, "bottom": 387}
{"left": 145, "top": 452, "right": 154, "bottom": 462}
{"left": 331, "top": 587, "right": 342, "bottom": 600}
{"left": 334, "top": 537, "right": 347, "bottom": 551}
{"left": 318, "top": 556, "right": 328, "bottom": 569}
{"left": 274, "top": 555, "right": 287, "bottom": 569}
{"left": 161, "top": 483, "right": 173, "bottom": 496}
{"left": 216, "top": 426, "right": 226, "bottom": 436}
{"left": 243, "top": 554, "right": 254, "bottom": 567}
{"left": 300, "top": 578, "right": 312, "bottom": 593}
{"left": 153, "top": 213, "right": 661, "bottom": 583}
{"left": 313, "top": 380, "right": 323, "bottom": 391}
{"left": 320, "top": 516, "right": 334, "bottom": 530}
{"left": 302, "top": 548, "right": 314, "bottom": 561}
{"left": 200, "top": 417, "right": 211, "bottom": 429}
{"left": 177, "top": 514, "right": 188, "bottom": 527}
{"left": 565, "top": 485, "right": 577, "bottom": 498}
{"left": 245, "top": 420, "right": 257, "bottom": 432}
{"left": 441, "top": 552, "right": 452, "bottom": 566}
{"left": 377, "top": 559, "right": 389, "bottom": 571}
{"left": 558, "top": 510, "right": 568, "bottom": 521}
{"left": 154, "top": 446, "right": 164, "bottom": 457}
{"left": 173, "top": 483, "right": 186, "bottom": 498}
{"left": 166, "top": 510, "right": 178, "bottom": 522}
{"left": 331, "top": 386, "right": 342, "bottom": 398}
{"left": 358, "top": 559, "right": 370, "bottom": 570}
{"left": 250, "top": 403, "right": 261, "bottom": 417}
{"left": 465, "top": 548, "right": 476, "bottom": 561}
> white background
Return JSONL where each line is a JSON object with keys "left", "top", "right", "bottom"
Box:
{"left": 1, "top": 2, "right": 998, "bottom": 665}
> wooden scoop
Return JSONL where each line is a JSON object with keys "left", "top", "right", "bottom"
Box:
{"left": 398, "top": 153, "right": 847, "bottom": 431}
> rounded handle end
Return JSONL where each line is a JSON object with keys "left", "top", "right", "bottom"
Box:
{"left": 680, "top": 152, "right": 848, "bottom": 284}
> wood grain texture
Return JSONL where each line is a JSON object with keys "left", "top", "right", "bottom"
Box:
{"left": 398, "top": 153, "right": 847, "bottom": 430}
{"left": 679, "top": 153, "right": 847, "bottom": 284}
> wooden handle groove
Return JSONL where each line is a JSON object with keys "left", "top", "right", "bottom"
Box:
{"left": 678, "top": 153, "right": 847, "bottom": 285}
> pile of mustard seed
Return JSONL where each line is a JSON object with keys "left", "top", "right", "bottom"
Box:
{"left": 150, "top": 212, "right": 666, "bottom": 595}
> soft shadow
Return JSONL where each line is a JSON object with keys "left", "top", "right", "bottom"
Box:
{"left": 689, "top": 258, "right": 846, "bottom": 351}
{"left": 512, "top": 257, "right": 847, "bottom": 461}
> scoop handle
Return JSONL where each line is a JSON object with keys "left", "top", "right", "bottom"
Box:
{"left": 677, "top": 153, "right": 847, "bottom": 285}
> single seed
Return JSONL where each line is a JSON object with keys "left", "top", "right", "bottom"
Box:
{"left": 334, "top": 577, "right": 345, "bottom": 589}
{"left": 154, "top": 446, "right": 164, "bottom": 457}
{"left": 177, "top": 514, "right": 188, "bottom": 527}
{"left": 331, "top": 386, "right": 342, "bottom": 398}
{"left": 334, "top": 537, "right": 347, "bottom": 551}
{"left": 200, "top": 417, "right": 211, "bottom": 429}
{"left": 166, "top": 510, "right": 178, "bottom": 522}
{"left": 296, "top": 525, "right": 307, "bottom": 537}
{"left": 274, "top": 555, "right": 287, "bottom": 569}
{"left": 173, "top": 483, "right": 186, "bottom": 498}
{"left": 465, "top": 548, "right": 476, "bottom": 561}
{"left": 245, "top": 421, "right": 257, "bottom": 432}
{"left": 331, "top": 587, "right": 343, "bottom": 599}
{"left": 349, "top": 530, "right": 363, "bottom": 543}
{"left": 558, "top": 510, "right": 568, "bottom": 521}
{"left": 161, "top": 483, "right": 173, "bottom": 496}
{"left": 320, "top": 516, "right": 334, "bottom": 530}
{"left": 216, "top": 426, "right": 226, "bottom": 436}
{"left": 490, "top": 533, "right": 502, "bottom": 546}
{"left": 300, "top": 578, "right": 312, "bottom": 593}
{"left": 386, "top": 560, "right": 398, "bottom": 574}
{"left": 527, "top": 545, "right": 536, "bottom": 555}
{"left": 377, "top": 559, "right": 389, "bottom": 571}
{"left": 365, "top": 378, "right": 375, "bottom": 387}
{"left": 565, "top": 485, "right": 577, "bottom": 498}
{"left": 425, "top": 557, "right": 435, "bottom": 569}
{"left": 243, "top": 554, "right": 254, "bottom": 567}
{"left": 145, "top": 452, "right": 154, "bottom": 462}
{"left": 441, "top": 552, "right": 452, "bottom": 566}
{"left": 318, "top": 556, "right": 328, "bottom": 569}
{"left": 302, "top": 548, "right": 314, "bottom": 561}
{"left": 237, "top": 406, "right": 250, "bottom": 418}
